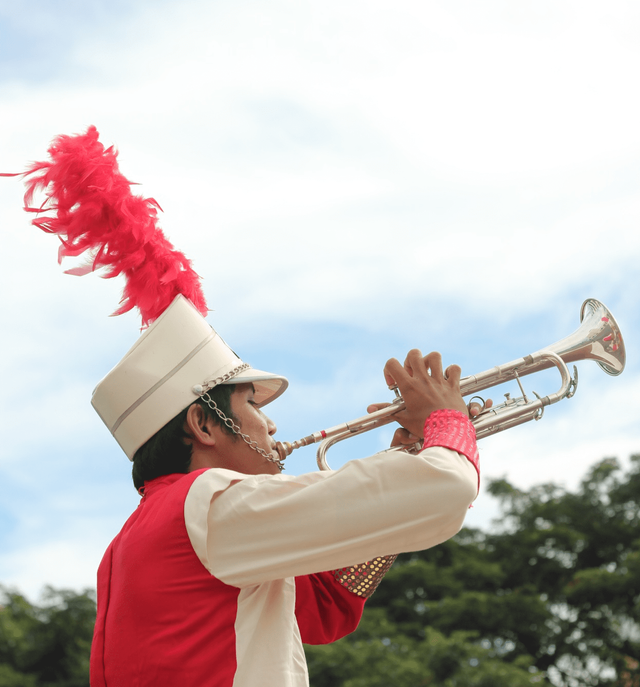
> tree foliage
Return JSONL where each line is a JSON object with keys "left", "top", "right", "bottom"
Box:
{"left": 307, "top": 455, "right": 640, "bottom": 686}
{"left": 0, "top": 586, "right": 96, "bottom": 687}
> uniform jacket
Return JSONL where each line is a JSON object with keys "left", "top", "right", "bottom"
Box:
{"left": 91, "top": 410, "right": 479, "bottom": 687}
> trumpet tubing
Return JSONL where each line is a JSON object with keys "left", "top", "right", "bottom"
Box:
{"left": 275, "top": 299, "right": 625, "bottom": 470}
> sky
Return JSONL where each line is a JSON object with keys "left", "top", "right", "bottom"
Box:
{"left": 0, "top": 0, "right": 638, "bottom": 600}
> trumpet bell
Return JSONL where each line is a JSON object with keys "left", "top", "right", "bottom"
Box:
{"left": 549, "top": 298, "right": 625, "bottom": 377}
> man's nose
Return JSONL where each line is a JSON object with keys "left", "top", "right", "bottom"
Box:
{"left": 265, "top": 414, "right": 277, "bottom": 436}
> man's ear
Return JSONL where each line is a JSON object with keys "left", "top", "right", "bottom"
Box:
{"left": 184, "top": 404, "right": 217, "bottom": 447}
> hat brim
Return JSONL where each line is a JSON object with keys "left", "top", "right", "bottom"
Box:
{"left": 221, "top": 368, "right": 288, "bottom": 407}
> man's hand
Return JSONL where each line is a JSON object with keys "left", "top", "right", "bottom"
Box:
{"left": 366, "top": 349, "right": 492, "bottom": 442}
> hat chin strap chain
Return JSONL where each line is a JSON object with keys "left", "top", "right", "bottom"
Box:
{"left": 192, "top": 363, "right": 251, "bottom": 396}
{"left": 192, "top": 363, "right": 286, "bottom": 472}
{"left": 199, "top": 392, "right": 286, "bottom": 472}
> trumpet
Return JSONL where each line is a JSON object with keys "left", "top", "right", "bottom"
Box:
{"left": 275, "top": 299, "right": 625, "bottom": 470}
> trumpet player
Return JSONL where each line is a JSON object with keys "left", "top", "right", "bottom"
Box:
{"left": 11, "top": 127, "right": 485, "bottom": 687}
{"left": 89, "top": 297, "right": 485, "bottom": 687}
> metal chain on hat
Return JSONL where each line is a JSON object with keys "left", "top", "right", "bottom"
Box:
{"left": 199, "top": 391, "right": 286, "bottom": 472}
{"left": 192, "top": 362, "right": 252, "bottom": 396}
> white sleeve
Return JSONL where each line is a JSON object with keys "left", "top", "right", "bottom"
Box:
{"left": 184, "top": 447, "right": 478, "bottom": 588}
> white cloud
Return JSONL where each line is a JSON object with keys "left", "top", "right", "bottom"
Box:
{"left": 0, "top": 0, "right": 638, "bottom": 594}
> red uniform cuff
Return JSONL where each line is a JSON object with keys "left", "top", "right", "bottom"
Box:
{"left": 422, "top": 409, "right": 480, "bottom": 485}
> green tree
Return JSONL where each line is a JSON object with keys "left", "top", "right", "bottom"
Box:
{"left": 0, "top": 586, "right": 96, "bottom": 687}
{"left": 307, "top": 455, "right": 640, "bottom": 686}
{"left": 485, "top": 455, "right": 640, "bottom": 685}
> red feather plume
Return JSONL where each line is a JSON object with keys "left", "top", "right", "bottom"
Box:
{"left": 17, "top": 126, "right": 208, "bottom": 326}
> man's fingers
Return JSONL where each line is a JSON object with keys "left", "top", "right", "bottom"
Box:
{"left": 403, "top": 348, "right": 423, "bottom": 377}
{"left": 468, "top": 402, "right": 483, "bottom": 417}
{"left": 390, "top": 427, "right": 421, "bottom": 447}
{"left": 386, "top": 351, "right": 458, "bottom": 393}
{"left": 444, "top": 363, "right": 462, "bottom": 385}
{"left": 401, "top": 350, "right": 446, "bottom": 382}
{"left": 384, "top": 357, "right": 405, "bottom": 388}
{"left": 423, "top": 352, "right": 444, "bottom": 381}
{"left": 381, "top": 349, "right": 469, "bottom": 434}
{"left": 468, "top": 397, "right": 494, "bottom": 417}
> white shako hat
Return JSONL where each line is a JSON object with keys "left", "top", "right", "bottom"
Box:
{"left": 91, "top": 294, "right": 288, "bottom": 460}
{"left": 14, "top": 126, "right": 288, "bottom": 460}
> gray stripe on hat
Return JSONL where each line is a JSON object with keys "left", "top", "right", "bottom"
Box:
{"left": 111, "top": 330, "right": 217, "bottom": 434}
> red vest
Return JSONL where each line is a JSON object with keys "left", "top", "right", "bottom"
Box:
{"left": 90, "top": 471, "right": 364, "bottom": 686}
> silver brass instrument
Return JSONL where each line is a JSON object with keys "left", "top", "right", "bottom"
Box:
{"left": 275, "top": 299, "right": 625, "bottom": 470}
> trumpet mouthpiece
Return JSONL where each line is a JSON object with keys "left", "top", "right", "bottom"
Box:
{"left": 275, "top": 442, "right": 293, "bottom": 461}
{"left": 275, "top": 434, "right": 320, "bottom": 461}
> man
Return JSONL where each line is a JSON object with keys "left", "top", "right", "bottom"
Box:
{"left": 8, "top": 127, "right": 482, "bottom": 687}
{"left": 89, "top": 295, "right": 482, "bottom": 687}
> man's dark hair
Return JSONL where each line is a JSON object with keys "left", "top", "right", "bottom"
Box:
{"left": 132, "top": 383, "right": 237, "bottom": 491}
